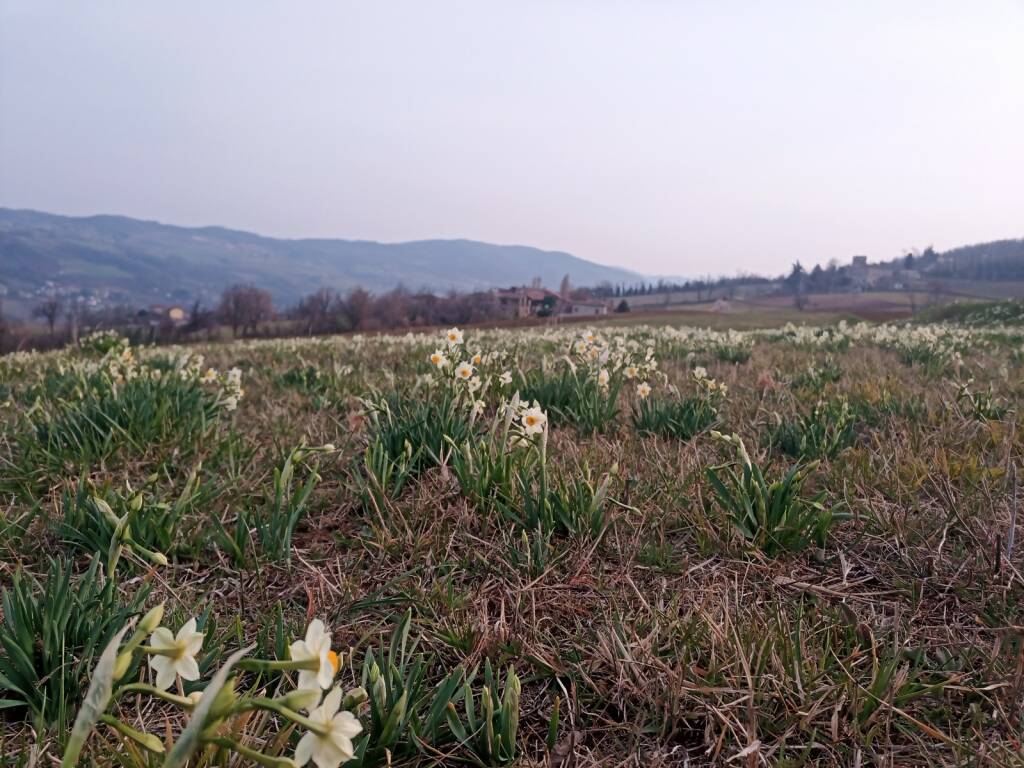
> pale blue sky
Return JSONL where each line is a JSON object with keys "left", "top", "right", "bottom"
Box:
{"left": 1, "top": 1, "right": 1021, "bottom": 276}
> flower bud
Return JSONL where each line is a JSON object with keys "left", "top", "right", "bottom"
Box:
{"left": 94, "top": 497, "right": 120, "bottom": 526}
{"left": 342, "top": 686, "right": 368, "bottom": 710}
{"left": 279, "top": 688, "right": 321, "bottom": 712}
{"left": 139, "top": 603, "right": 165, "bottom": 634}
{"left": 113, "top": 651, "right": 132, "bottom": 682}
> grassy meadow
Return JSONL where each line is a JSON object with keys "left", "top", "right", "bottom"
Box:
{"left": 2, "top": 310, "right": 1023, "bottom": 766}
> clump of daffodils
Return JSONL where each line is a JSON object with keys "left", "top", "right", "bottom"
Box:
{"left": 67, "top": 611, "right": 367, "bottom": 768}
{"left": 693, "top": 366, "right": 728, "bottom": 398}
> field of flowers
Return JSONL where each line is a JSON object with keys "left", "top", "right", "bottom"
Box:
{"left": 1, "top": 316, "right": 1022, "bottom": 766}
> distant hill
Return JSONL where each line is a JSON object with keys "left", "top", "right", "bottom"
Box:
{"left": 0, "top": 208, "right": 640, "bottom": 314}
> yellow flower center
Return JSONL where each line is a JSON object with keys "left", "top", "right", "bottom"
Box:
{"left": 327, "top": 650, "right": 340, "bottom": 674}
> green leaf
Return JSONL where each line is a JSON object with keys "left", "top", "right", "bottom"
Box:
{"left": 162, "top": 644, "right": 254, "bottom": 768}
{"left": 62, "top": 624, "right": 131, "bottom": 768}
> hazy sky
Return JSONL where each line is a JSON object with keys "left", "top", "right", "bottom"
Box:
{"left": 1, "top": 2, "right": 1022, "bottom": 277}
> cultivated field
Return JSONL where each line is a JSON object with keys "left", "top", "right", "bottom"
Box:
{"left": 2, "top": 312, "right": 1023, "bottom": 766}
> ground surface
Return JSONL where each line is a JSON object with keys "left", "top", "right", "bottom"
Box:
{"left": 1, "top": 317, "right": 1023, "bottom": 766}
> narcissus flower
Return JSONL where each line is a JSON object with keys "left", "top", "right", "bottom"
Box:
{"left": 521, "top": 406, "right": 547, "bottom": 436}
{"left": 429, "top": 350, "right": 447, "bottom": 368}
{"left": 294, "top": 687, "right": 363, "bottom": 768}
{"left": 445, "top": 327, "right": 464, "bottom": 347}
{"left": 454, "top": 361, "right": 475, "bottom": 381}
{"left": 148, "top": 618, "right": 204, "bottom": 691}
{"left": 597, "top": 369, "right": 610, "bottom": 388}
{"left": 499, "top": 371, "right": 512, "bottom": 386}
{"left": 625, "top": 365, "right": 639, "bottom": 379}
{"left": 637, "top": 382, "right": 652, "bottom": 399}
{"left": 290, "top": 619, "right": 339, "bottom": 692}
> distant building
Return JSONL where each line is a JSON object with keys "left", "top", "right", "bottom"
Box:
{"left": 849, "top": 255, "right": 904, "bottom": 291}
{"left": 493, "top": 286, "right": 608, "bottom": 318}
{"left": 565, "top": 299, "right": 608, "bottom": 316}
{"left": 493, "top": 286, "right": 567, "bottom": 317}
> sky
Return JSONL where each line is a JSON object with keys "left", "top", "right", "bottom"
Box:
{"left": 1, "top": 1, "right": 1022, "bottom": 278}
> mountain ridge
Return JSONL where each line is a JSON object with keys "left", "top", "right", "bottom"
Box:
{"left": 0, "top": 208, "right": 641, "bottom": 314}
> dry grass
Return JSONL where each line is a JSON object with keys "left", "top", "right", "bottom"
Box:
{"left": 1, "top": 321, "right": 1023, "bottom": 766}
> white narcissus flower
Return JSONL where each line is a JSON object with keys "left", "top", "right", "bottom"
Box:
{"left": 445, "top": 327, "right": 464, "bottom": 347}
{"left": 498, "top": 371, "right": 512, "bottom": 386}
{"left": 290, "top": 619, "right": 339, "bottom": 692}
{"left": 637, "top": 382, "right": 652, "bottom": 399}
{"left": 597, "top": 369, "right": 610, "bottom": 388}
{"left": 429, "top": 349, "right": 447, "bottom": 368}
{"left": 294, "top": 687, "right": 363, "bottom": 768}
{"left": 148, "top": 618, "right": 204, "bottom": 691}
{"left": 521, "top": 406, "right": 547, "bottom": 436}
{"left": 624, "top": 365, "right": 639, "bottom": 379}
{"left": 454, "top": 362, "right": 475, "bottom": 381}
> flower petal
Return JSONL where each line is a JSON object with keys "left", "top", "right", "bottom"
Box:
{"left": 294, "top": 731, "right": 317, "bottom": 767}
{"left": 305, "top": 619, "right": 325, "bottom": 648}
{"left": 332, "top": 710, "right": 363, "bottom": 739}
{"left": 290, "top": 640, "right": 311, "bottom": 661}
{"left": 177, "top": 617, "right": 198, "bottom": 641}
{"left": 149, "top": 655, "right": 176, "bottom": 691}
{"left": 328, "top": 733, "right": 355, "bottom": 761}
{"left": 320, "top": 686, "right": 342, "bottom": 719}
{"left": 183, "top": 632, "right": 205, "bottom": 656}
{"left": 175, "top": 654, "right": 201, "bottom": 682}
{"left": 149, "top": 627, "right": 175, "bottom": 649}
{"left": 316, "top": 648, "right": 335, "bottom": 689}
{"left": 297, "top": 669, "right": 319, "bottom": 692}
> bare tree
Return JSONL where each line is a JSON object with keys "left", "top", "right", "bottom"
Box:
{"left": 33, "top": 296, "right": 63, "bottom": 334}
{"left": 295, "top": 289, "right": 337, "bottom": 335}
{"left": 337, "top": 287, "right": 374, "bottom": 331}
{"left": 218, "top": 284, "right": 274, "bottom": 337}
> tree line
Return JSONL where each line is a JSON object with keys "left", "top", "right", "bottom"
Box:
{"left": 1, "top": 282, "right": 618, "bottom": 353}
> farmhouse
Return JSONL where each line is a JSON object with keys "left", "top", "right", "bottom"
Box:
{"left": 493, "top": 286, "right": 609, "bottom": 318}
